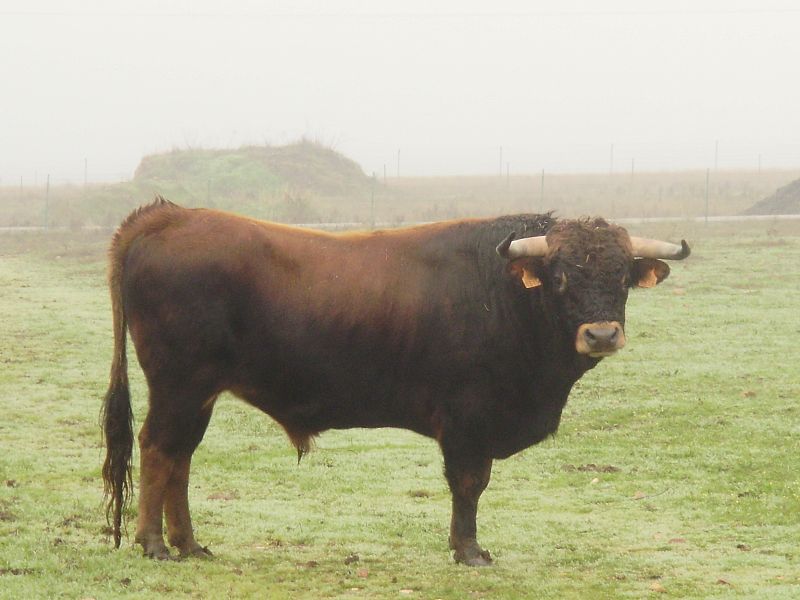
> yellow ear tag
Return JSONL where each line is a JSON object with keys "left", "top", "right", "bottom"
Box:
{"left": 522, "top": 269, "right": 542, "bottom": 289}
{"left": 638, "top": 268, "right": 658, "bottom": 288}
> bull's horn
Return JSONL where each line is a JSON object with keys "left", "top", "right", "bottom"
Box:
{"left": 496, "top": 233, "right": 549, "bottom": 259}
{"left": 630, "top": 237, "right": 691, "bottom": 260}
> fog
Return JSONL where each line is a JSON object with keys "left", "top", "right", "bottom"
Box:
{"left": 2, "top": 0, "right": 799, "bottom": 183}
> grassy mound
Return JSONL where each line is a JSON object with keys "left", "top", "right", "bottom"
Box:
{"left": 134, "top": 141, "right": 370, "bottom": 205}
{"left": 0, "top": 141, "right": 374, "bottom": 228}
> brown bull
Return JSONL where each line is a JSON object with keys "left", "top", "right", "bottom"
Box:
{"left": 101, "top": 197, "right": 689, "bottom": 565}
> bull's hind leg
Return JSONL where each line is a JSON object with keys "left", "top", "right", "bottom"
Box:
{"left": 135, "top": 389, "right": 214, "bottom": 560}
{"left": 135, "top": 433, "right": 174, "bottom": 559}
{"left": 164, "top": 405, "right": 214, "bottom": 557}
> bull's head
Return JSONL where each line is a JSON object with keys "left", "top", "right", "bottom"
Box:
{"left": 497, "top": 218, "right": 690, "bottom": 358}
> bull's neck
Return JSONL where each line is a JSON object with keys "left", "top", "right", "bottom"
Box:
{"left": 523, "top": 289, "right": 600, "bottom": 382}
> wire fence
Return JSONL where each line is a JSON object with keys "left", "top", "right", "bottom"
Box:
{"left": 2, "top": 164, "right": 799, "bottom": 230}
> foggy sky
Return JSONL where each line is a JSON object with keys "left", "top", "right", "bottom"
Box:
{"left": 2, "top": 0, "right": 800, "bottom": 184}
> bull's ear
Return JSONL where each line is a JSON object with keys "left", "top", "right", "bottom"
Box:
{"left": 631, "top": 258, "right": 670, "bottom": 288}
{"left": 507, "top": 258, "right": 542, "bottom": 288}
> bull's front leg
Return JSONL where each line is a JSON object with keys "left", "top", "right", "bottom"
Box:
{"left": 441, "top": 442, "right": 493, "bottom": 566}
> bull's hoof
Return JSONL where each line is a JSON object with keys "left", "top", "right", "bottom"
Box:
{"left": 180, "top": 545, "right": 213, "bottom": 559}
{"left": 137, "top": 533, "right": 177, "bottom": 561}
{"left": 143, "top": 545, "right": 177, "bottom": 561}
{"left": 453, "top": 542, "right": 493, "bottom": 566}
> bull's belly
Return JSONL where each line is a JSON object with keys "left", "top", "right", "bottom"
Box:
{"left": 228, "top": 376, "right": 438, "bottom": 442}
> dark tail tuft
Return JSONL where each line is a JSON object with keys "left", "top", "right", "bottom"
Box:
{"left": 101, "top": 377, "right": 133, "bottom": 548}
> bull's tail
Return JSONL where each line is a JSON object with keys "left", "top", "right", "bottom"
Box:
{"left": 101, "top": 229, "right": 134, "bottom": 548}
{"left": 100, "top": 196, "right": 178, "bottom": 547}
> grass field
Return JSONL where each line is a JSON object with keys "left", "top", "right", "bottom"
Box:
{"left": 1, "top": 218, "right": 799, "bottom": 599}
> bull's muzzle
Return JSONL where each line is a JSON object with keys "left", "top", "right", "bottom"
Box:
{"left": 575, "top": 321, "right": 626, "bottom": 357}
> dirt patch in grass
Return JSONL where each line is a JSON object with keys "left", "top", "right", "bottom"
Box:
{"left": 0, "top": 567, "right": 37, "bottom": 576}
{"left": 561, "top": 463, "right": 621, "bottom": 473}
{"left": 207, "top": 490, "right": 239, "bottom": 501}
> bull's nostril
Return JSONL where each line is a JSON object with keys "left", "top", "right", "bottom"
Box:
{"left": 584, "top": 326, "right": 618, "bottom": 347}
{"left": 577, "top": 322, "right": 624, "bottom": 355}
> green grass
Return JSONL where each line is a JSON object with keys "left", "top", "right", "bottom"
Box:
{"left": 1, "top": 221, "right": 799, "bottom": 598}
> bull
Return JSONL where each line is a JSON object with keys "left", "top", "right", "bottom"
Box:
{"left": 101, "top": 197, "right": 689, "bottom": 565}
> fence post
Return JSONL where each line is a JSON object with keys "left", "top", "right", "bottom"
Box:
{"left": 714, "top": 140, "right": 718, "bottom": 171}
{"left": 609, "top": 143, "right": 614, "bottom": 175}
{"left": 704, "top": 168, "right": 710, "bottom": 223}
{"left": 539, "top": 169, "right": 545, "bottom": 213}
{"left": 499, "top": 146, "right": 503, "bottom": 177}
{"left": 370, "top": 172, "right": 376, "bottom": 229}
{"left": 44, "top": 174, "right": 50, "bottom": 229}
{"left": 629, "top": 158, "right": 635, "bottom": 216}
